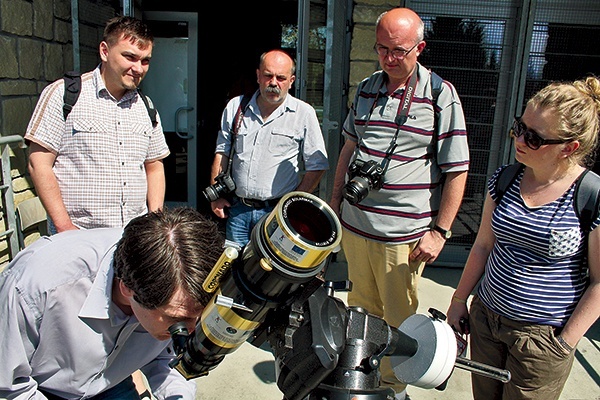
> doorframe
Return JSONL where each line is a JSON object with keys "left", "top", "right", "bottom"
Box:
{"left": 142, "top": 11, "right": 199, "bottom": 209}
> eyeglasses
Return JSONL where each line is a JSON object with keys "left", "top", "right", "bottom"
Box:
{"left": 509, "top": 118, "right": 570, "bottom": 150}
{"left": 373, "top": 42, "right": 419, "bottom": 60}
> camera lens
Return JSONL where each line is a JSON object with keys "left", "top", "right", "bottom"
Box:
{"left": 203, "top": 184, "right": 221, "bottom": 202}
{"left": 343, "top": 177, "right": 371, "bottom": 205}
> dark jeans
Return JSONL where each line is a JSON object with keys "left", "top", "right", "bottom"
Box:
{"left": 40, "top": 376, "right": 139, "bottom": 400}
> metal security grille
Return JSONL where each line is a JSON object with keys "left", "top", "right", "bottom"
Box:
{"left": 403, "top": 0, "right": 600, "bottom": 266}
{"left": 522, "top": 3, "right": 600, "bottom": 118}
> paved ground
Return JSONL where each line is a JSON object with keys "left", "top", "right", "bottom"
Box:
{"left": 193, "top": 262, "right": 600, "bottom": 400}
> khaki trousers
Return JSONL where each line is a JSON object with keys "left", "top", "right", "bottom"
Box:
{"left": 341, "top": 228, "right": 425, "bottom": 394}
{"left": 469, "top": 295, "right": 575, "bottom": 400}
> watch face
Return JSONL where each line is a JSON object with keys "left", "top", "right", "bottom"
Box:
{"left": 434, "top": 225, "right": 451, "bottom": 239}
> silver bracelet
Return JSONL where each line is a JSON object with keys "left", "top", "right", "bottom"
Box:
{"left": 556, "top": 335, "right": 574, "bottom": 352}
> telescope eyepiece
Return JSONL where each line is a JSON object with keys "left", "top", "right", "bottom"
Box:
{"left": 169, "top": 322, "right": 190, "bottom": 356}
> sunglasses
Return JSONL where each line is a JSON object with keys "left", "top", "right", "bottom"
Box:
{"left": 509, "top": 118, "right": 570, "bottom": 150}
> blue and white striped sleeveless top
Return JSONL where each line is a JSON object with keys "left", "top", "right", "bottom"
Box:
{"left": 478, "top": 165, "right": 598, "bottom": 327}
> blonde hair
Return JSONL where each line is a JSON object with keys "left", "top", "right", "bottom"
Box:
{"left": 528, "top": 76, "right": 600, "bottom": 167}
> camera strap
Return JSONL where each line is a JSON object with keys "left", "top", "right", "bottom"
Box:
{"left": 380, "top": 69, "right": 418, "bottom": 172}
{"left": 224, "top": 93, "right": 252, "bottom": 175}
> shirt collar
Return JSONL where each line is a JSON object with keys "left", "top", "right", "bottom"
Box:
{"left": 79, "top": 244, "right": 129, "bottom": 324}
{"left": 93, "top": 65, "right": 138, "bottom": 104}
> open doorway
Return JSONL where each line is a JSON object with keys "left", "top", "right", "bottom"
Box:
{"left": 141, "top": 1, "right": 299, "bottom": 216}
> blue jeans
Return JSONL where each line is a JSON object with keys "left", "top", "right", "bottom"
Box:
{"left": 47, "top": 217, "right": 57, "bottom": 235}
{"left": 226, "top": 198, "right": 274, "bottom": 247}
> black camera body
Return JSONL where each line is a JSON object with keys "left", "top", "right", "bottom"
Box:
{"left": 203, "top": 172, "right": 236, "bottom": 202}
{"left": 342, "top": 159, "right": 384, "bottom": 205}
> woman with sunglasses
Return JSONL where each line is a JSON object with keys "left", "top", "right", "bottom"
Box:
{"left": 446, "top": 76, "right": 600, "bottom": 400}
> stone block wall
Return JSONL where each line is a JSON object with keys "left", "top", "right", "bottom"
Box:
{"left": 347, "top": 1, "right": 396, "bottom": 103}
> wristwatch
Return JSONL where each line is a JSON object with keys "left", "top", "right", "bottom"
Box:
{"left": 432, "top": 224, "right": 452, "bottom": 240}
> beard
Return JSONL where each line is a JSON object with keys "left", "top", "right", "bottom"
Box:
{"left": 123, "top": 80, "right": 140, "bottom": 90}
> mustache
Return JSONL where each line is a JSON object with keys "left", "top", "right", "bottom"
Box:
{"left": 265, "top": 86, "right": 281, "bottom": 94}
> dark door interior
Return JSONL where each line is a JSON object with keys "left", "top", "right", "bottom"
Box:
{"left": 142, "top": 1, "right": 298, "bottom": 216}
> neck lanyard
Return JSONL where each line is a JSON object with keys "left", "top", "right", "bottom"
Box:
{"left": 360, "top": 70, "right": 419, "bottom": 172}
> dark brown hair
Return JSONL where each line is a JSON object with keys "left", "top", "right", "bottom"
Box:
{"left": 103, "top": 15, "right": 154, "bottom": 49}
{"left": 113, "top": 207, "right": 224, "bottom": 309}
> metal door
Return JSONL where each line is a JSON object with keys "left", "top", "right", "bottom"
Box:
{"left": 141, "top": 12, "right": 198, "bottom": 208}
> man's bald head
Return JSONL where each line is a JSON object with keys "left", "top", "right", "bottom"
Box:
{"left": 376, "top": 7, "right": 424, "bottom": 42}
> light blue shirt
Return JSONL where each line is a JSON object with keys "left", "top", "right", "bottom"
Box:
{"left": 0, "top": 229, "right": 196, "bottom": 399}
{"left": 215, "top": 91, "right": 329, "bottom": 200}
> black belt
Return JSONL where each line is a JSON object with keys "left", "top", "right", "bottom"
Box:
{"left": 239, "top": 197, "right": 281, "bottom": 208}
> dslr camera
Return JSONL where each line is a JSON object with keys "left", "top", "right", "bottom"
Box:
{"left": 342, "top": 159, "right": 384, "bottom": 205}
{"left": 203, "top": 172, "right": 236, "bottom": 202}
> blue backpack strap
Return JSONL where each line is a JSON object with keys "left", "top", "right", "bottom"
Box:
{"left": 574, "top": 169, "right": 600, "bottom": 233}
{"left": 430, "top": 71, "right": 443, "bottom": 105}
{"left": 430, "top": 71, "right": 443, "bottom": 157}
{"left": 494, "top": 163, "right": 524, "bottom": 205}
{"left": 63, "top": 71, "right": 81, "bottom": 120}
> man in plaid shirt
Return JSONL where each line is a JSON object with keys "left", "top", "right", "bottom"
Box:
{"left": 25, "top": 16, "right": 169, "bottom": 234}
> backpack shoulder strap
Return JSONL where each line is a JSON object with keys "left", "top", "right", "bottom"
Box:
{"left": 136, "top": 88, "right": 158, "bottom": 127}
{"left": 574, "top": 169, "right": 600, "bottom": 233}
{"left": 494, "top": 165, "right": 600, "bottom": 232}
{"left": 63, "top": 71, "right": 81, "bottom": 120}
{"left": 430, "top": 71, "right": 443, "bottom": 105}
{"left": 62, "top": 71, "right": 158, "bottom": 128}
{"left": 495, "top": 163, "right": 524, "bottom": 205}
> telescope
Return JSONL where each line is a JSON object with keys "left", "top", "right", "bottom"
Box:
{"left": 168, "top": 191, "right": 510, "bottom": 399}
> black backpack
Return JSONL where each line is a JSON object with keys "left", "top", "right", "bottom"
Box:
{"left": 495, "top": 162, "right": 600, "bottom": 233}
{"left": 62, "top": 71, "right": 158, "bottom": 127}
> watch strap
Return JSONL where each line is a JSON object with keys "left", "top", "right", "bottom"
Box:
{"left": 432, "top": 224, "right": 451, "bottom": 239}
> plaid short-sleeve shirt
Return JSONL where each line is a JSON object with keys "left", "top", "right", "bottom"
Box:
{"left": 25, "top": 66, "right": 170, "bottom": 229}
